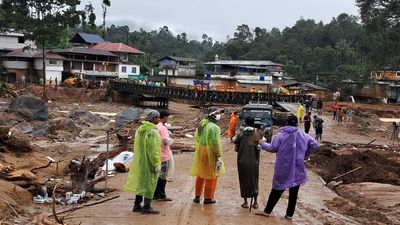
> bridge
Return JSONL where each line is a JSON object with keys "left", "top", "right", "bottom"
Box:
{"left": 110, "top": 80, "right": 306, "bottom": 106}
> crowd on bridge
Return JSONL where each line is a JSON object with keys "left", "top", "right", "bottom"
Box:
{"left": 123, "top": 106, "right": 319, "bottom": 221}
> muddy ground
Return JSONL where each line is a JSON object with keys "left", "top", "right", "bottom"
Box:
{"left": 0, "top": 85, "right": 399, "bottom": 225}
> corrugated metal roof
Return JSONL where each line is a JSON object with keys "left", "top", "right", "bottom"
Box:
{"left": 90, "top": 43, "right": 144, "bottom": 54}
{"left": 204, "top": 60, "right": 283, "bottom": 67}
{"left": 284, "top": 82, "right": 327, "bottom": 90}
{"left": 237, "top": 80, "right": 272, "bottom": 84}
{"left": 70, "top": 32, "right": 105, "bottom": 44}
{"left": 158, "top": 56, "right": 197, "bottom": 62}
{"left": 3, "top": 48, "right": 65, "bottom": 60}
{"left": 53, "top": 47, "right": 117, "bottom": 57}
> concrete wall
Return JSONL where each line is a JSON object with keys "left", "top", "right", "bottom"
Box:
{"left": 160, "top": 68, "right": 195, "bottom": 76}
{"left": 177, "top": 68, "right": 195, "bottom": 76}
{"left": 34, "top": 59, "right": 63, "bottom": 70}
{"left": 3, "top": 60, "right": 29, "bottom": 69}
{"left": 34, "top": 59, "right": 63, "bottom": 82}
{"left": 118, "top": 64, "right": 140, "bottom": 79}
{"left": 0, "top": 35, "right": 26, "bottom": 50}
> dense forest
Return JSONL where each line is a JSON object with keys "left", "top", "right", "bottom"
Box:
{"left": 1, "top": 0, "right": 400, "bottom": 88}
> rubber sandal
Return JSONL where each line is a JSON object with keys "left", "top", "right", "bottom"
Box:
{"left": 252, "top": 203, "right": 259, "bottom": 209}
{"left": 241, "top": 203, "right": 249, "bottom": 208}
{"left": 285, "top": 215, "right": 292, "bottom": 221}
{"left": 203, "top": 199, "right": 216, "bottom": 204}
{"left": 132, "top": 205, "right": 143, "bottom": 212}
{"left": 255, "top": 211, "right": 270, "bottom": 217}
{"left": 158, "top": 197, "right": 172, "bottom": 201}
{"left": 193, "top": 196, "right": 200, "bottom": 203}
{"left": 141, "top": 207, "right": 160, "bottom": 214}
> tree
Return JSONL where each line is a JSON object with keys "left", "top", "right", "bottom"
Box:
{"left": 102, "top": 0, "right": 111, "bottom": 36}
{"left": 0, "top": 0, "right": 83, "bottom": 98}
{"left": 356, "top": 0, "right": 400, "bottom": 67}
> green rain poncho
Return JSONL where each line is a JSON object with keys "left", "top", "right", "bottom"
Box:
{"left": 190, "top": 119, "right": 225, "bottom": 179}
{"left": 124, "top": 121, "right": 161, "bottom": 199}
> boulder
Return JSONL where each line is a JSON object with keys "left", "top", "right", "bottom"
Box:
{"left": 8, "top": 95, "right": 48, "bottom": 121}
{"left": 115, "top": 107, "right": 142, "bottom": 128}
{"left": 49, "top": 117, "right": 82, "bottom": 134}
{"left": 69, "top": 108, "right": 108, "bottom": 126}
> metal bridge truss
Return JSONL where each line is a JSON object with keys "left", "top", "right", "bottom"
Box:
{"left": 110, "top": 81, "right": 305, "bottom": 105}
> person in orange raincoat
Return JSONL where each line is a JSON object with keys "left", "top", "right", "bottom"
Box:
{"left": 227, "top": 111, "right": 239, "bottom": 142}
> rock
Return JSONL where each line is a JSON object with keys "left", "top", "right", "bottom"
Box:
{"left": 8, "top": 95, "right": 48, "bottom": 121}
{"left": 115, "top": 107, "right": 142, "bottom": 128}
{"left": 327, "top": 180, "right": 343, "bottom": 190}
{"left": 30, "top": 127, "right": 48, "bottom": 137}
{"left": 49, "top": 118, "right": 82, "bottom": 134}
{"left": 69, "top": 108, "right": 108, "bottom": 126}
{"left": 21, "top": 125, "right": 34, "bottom": 134}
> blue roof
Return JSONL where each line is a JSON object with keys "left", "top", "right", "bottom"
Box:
{"left": 70, "top": 32, "right": 105, "bottom": 44}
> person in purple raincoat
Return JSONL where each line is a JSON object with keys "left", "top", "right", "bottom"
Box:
{"left": 256, "top": 115, "right": 318, "bottom": 220}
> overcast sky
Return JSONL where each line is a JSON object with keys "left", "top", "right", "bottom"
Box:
{"left": 82, "top": 0, "right": 359, "bottom": 41}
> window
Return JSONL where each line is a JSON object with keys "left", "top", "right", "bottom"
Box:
{"left": 49, "top": 60, "right": 57, "bottom": 65}
{"left": 376, "top": 72, "right": 381, "bottom": 77}
{"left": 396, "top": 72, "right": 400, "bottom": 77}
{"left": 121, "top": 66, "right": 127, "bottom": 73}
{"left": 131, "top": 67, "right": 137, "bottom": 74}
{"left": 18, "top": 36, "right": 25, "bottom": 43}
{"left": 84, "top": 62, "right": 94, "bottom": 70}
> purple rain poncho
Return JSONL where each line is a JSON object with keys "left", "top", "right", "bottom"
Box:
{"left": 260, "top": 126, "right": 318, "bottom": 190}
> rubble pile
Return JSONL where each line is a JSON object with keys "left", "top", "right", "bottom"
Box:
{"left": 309, "top": 142, "right": 400, "bottom": 185}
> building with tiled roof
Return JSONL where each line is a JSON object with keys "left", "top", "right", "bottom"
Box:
{"left": 90, "top": 43, "right": 144, "bottom": 79}
{"left": 3, "top": 48, "right": 65, "bottom": 84}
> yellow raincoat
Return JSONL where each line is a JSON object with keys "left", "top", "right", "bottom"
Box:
{"left": 190, "top": 119, "right": 225, "bottom": 179}
{"left": 124, "top": 121, "right": 161, "bottom": 199}
{"left": 297, "top": 104, "right": 305, "bottom": 121}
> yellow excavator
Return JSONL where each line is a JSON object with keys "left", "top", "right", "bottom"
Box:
{"left": 63, "top": 76, "right": 78, "bottom": 86}
{"left": 278, "top": 86, "right": 290, "bottom": 95}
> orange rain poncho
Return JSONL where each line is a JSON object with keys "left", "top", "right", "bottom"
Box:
{"left": 227, "top": 113, "right": 238, "bottom": 138}
{"left": 124, "top": 121, "right": 161, "bottom": 199}
{"left": 190, "top": 119, "right": 225, "bottom": 179}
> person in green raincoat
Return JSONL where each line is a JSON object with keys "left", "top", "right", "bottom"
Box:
{"left": 190, "top": 107, "right": 225, "bottom": 204}
{"left": 124, "top": 109, "right": 161, "bottom": 214}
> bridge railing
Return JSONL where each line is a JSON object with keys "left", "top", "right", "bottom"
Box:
{"left": 110, "top": 81, "right": 305, "bottom": 105}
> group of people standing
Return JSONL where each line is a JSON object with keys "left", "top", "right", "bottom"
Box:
{"left": 297, "top": 101, "right": 325, "bottom": 143}
{"left": 124, "top": 109, "right": 173, "bottom": 214}
{"left": 331, "top": 101, "right": 355, "bottom": 126}
{"left": 234, "top": 114, "right": 318, "bottom": 220}
{"left": 124, "top": 106, "right": 319, "bottom": 221}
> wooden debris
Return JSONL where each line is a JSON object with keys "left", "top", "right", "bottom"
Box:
{"left": 333, "top": 166, "right": 362, "bottom": 180}
{"left": 51, "top": 195, "right": 120, "bottom": 216}
{"left": 5, "top": 169, "right": 37, "bottom": 181}
{"left": 52, "top": 184, "right": 63, "bottom": 224}
{"left": 30, "top": 161, "right": 53, "bottom": 174}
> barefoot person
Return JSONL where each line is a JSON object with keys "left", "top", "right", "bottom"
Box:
{"left": 124, "top": 110, "right": 161, "bottom": 214}
{"left": 191, "top": 107, "right": 225, "bottom": 204}
{"left": 257, "top": 115, "right": 318, "bottom": 220}
{"left": 234, "top": 117, "right": 263, "bottom": 209}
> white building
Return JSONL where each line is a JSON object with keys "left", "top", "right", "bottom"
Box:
{"left": 0, "top": 32, "right": 35, "bottom": 54}
{"left": 3, "top": 49, "right": 64, "bottom": 84}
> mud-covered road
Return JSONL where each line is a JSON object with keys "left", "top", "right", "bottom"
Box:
{"left": 67, "top": 142, "right": 359, "bottom": 225}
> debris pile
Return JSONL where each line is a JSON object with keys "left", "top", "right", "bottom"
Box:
{"left": 309, "top": 142, "right": 400, "bottom": 185}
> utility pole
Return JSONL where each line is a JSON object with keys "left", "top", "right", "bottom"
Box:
{"left": 42, "top": 40, "right": 47, "bottom": 100}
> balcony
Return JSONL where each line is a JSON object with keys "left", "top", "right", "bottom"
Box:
{"left": 70, "top": 69, "right": 119, "bottom": 77}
